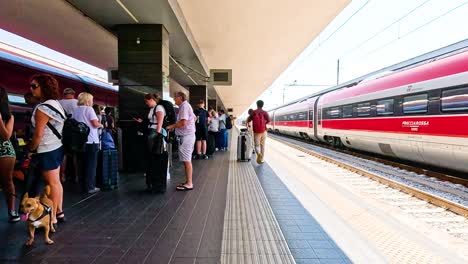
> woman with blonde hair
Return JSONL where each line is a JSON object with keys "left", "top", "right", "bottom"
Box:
{"left": 73, "top": 92, "right": 103, "bottom": 194}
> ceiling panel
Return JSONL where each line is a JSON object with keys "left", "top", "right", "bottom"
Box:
{"left": 176, "top": 0, "right": 350, "bottom": 115}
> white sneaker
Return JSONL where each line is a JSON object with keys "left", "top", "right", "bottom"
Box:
{"left": 88, "top": 187, "right": 100, "bottom": 194}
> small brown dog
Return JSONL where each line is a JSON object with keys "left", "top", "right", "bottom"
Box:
{"left": 21, "top": 186, "right": 56, "bottom": 245}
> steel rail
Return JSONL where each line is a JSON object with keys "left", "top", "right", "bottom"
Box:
{"left": 270, "top": 136, "right": 468, "bottom": 217}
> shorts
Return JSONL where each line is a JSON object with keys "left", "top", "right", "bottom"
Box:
{"left": 35, "top": 146, "right": 64, "bottom": 171}
{"left": 178, "top": 134, "right": 196, "bottom": 162}
{"left": 195, "top": 126, "right": 208, "bottom": 140}
{"left": 0, "top": 140, "right": 15, "bottom": 158}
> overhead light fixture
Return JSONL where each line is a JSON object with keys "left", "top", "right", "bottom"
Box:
{"left": 115, "top": 0, "right": 139, "bottom": 23}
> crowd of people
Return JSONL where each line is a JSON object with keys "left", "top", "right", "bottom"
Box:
{"left": 0, "top": 72, "right": 238, "bottom": 228}
{"left": 139, "top": 91, "right": 233, "bottom": 193}
{"left": 0, "top": 73, "right": 116, "bottom": 226}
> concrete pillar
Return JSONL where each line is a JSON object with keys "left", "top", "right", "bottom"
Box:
{"left": 117, "top": 24, "right": 169, "bottom": 172}
{"left": 188, "top": 85, "right": 207, "bottom": 110}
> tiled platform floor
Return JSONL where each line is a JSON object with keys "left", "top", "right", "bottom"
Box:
{"left": 253, "top": 161, "right": 352, "bottom": 264}
{"left": 0, "top": 149, "right": 229, "bottom": 264}
{"left": 1, "top": 131, "right": 355, "bottom": 264}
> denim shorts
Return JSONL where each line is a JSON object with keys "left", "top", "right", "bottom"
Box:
{"left": 35, "top": 146, "right": 64, "bottom": 171}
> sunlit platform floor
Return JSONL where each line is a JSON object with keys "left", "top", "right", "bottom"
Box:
{"left": 0, "top": 131, "right": 353, "bottom": 264}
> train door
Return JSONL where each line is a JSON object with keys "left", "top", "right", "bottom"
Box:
{"left": 314, "top": 96, "right": 322, "bottom": 140}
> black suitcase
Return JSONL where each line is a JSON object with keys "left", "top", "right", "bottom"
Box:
{"left": 237, "top": 130, "right": 252, "bottom": 162}
{"left": 206, "top": 134, "right": 216, "bottom": 156}
{"left": 148, "top": 151, "right": 168, "bottom": 192}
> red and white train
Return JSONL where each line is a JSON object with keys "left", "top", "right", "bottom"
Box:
{"left": 0, "top": 49, "right": 118, "bottom": 138}
{"left": 267, "top": 49, "right": 468, "bottom": 173}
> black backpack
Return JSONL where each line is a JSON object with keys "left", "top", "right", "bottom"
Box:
{"left": 225, "top": 116, "right": 232, "bottom": 129}
{"left": 41, "top": 103, "right": 90, "bottom": 154}
{"left": 154, "top": 100, "right": 176, "bottom": 128}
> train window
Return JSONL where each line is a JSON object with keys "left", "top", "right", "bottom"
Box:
{"left": 309, "top": 110, "right": 314, "bottom": 120}
{"left": 328, "top": 107, "right": 341, "bottom": 119}
{"left": 376, "top": 99, "right": 394, "bottom": 116}
{"left": 8, "top": 94, "right": 26, "bottom": 105}
{"left": 342, "top": 105, "right": 353, "bottom": 118}
{"left": 357, "top": 103, "right": 371, "bottom": 117}
{"left": 441, "top": 87, "right": 468, "bottom": 112}
{"left": 297, "top": 112, "right": 307, "bottom": 120}
{"left": 403, "top": 94, "right": 428, "bottom": 114}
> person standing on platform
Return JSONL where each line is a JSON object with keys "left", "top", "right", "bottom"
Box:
{"left": 218, "top": 109, "right": 227, "bottom": 151}
{"left": 194, "top": 100, "right": 208, "bottom": 159}
{"left": 73, "top": 92, "right": 103, "bottom": 194}
{"left": 58, "top": 88, "right": 78, "bottom": 117}
{"left": 134, "top": 93, "right": 167, "bottom": 193}
{"left": 59, "top": 88, "right": 78, "bottom": 183}
{"left": 29, "top": 74, "right": 67, "bottom": 226}
{"left": 166, "top": 91, "right": 196, "bottom": 191}
{"left": 0, "top": 85, "right": 20, "bottom": 223}
{"left": 248, "top": 100, "right": 270, "bottom": 164}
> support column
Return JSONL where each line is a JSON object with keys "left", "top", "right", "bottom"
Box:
{"left": 188, "top": 85, "right": 207, "bottom": 110}
{"left": 118, "top": 24, "right": 169, "bottom": 172}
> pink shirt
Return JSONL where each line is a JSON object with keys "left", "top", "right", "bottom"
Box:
{"left": 175, "top": 101, "right": 196, "bottom": 136}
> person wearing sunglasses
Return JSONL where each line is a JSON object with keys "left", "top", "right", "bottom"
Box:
{"left": 28, "top": 74, "right": 67, "bottom": 227}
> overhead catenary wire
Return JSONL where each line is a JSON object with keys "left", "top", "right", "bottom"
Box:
{"left": 339, "top": 0, "right": 432, "bottom": 58}
{"left": 361, "top": 1, "right": 468, "bottom": 59}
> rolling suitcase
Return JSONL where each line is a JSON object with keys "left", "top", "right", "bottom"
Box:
{"left": 206, "top": 133, "right": 216, "bottom": 156}
{"left": 237, "top": 129, "right": 252, "bottom": 162}
{"left": 148, "top": 151, "right": 168, "bottom": 192}
{"left": 101, "top": 149, "right": 119, "bottom": 190}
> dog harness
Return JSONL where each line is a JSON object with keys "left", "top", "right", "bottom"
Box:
{"left": 27, "top": 202, "right": 52, "bottom": 223}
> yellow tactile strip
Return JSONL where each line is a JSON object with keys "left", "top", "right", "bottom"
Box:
{"left": 221, "top": 130, "right": 296, "bottom": 264}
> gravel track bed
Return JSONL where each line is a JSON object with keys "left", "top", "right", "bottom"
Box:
{"left": 270, "top": 134, "right": 468, "bottom": 208}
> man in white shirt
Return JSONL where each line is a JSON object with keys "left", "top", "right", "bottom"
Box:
{"left": 59, "top": 88, "right": 78, "bottom": 117}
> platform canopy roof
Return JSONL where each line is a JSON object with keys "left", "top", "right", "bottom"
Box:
{"left": 0, "top": 0, "right": 349, "bottom": 116}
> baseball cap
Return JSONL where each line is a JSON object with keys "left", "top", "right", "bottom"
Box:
{"left": 63, "top": 88, "right": 75, "bottom": 95}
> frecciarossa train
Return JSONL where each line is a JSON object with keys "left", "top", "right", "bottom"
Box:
{"left": 267, "top": 49, "right": 468, "bottom": 173}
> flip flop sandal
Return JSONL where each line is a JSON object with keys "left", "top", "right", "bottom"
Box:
{"left": 56, "top": 212, "right": 66, "bottom": 223}
{"left": 176, "top": 185, "right": 193, "bottom": 191}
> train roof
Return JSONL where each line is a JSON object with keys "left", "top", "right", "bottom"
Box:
{"left": 266, "top": 38, "right": 468, "bottom": 112}
{"left": 0, "top": 50, "right": 116, "bottom": 92}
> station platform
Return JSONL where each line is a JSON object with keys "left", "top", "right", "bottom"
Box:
{"left": 0, "top": 129, "right": 465, "bottom": 263}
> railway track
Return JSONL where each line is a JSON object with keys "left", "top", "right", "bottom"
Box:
{"left": 268, "top": 134, "right": 468, "bottom": 220}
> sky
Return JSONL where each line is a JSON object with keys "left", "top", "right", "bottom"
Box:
{"left": 252, "top": 0, "right": 468, "bottom": 116}
{"left": 0, "top": 0, "right": 467, "bottom": 116}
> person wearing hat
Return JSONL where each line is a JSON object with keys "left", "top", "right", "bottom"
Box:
{"left": 59, "top": 88, "right": 78, "bottom": 118}
{"left": 58, "top": 88, "right": 79, "bottom": 184}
